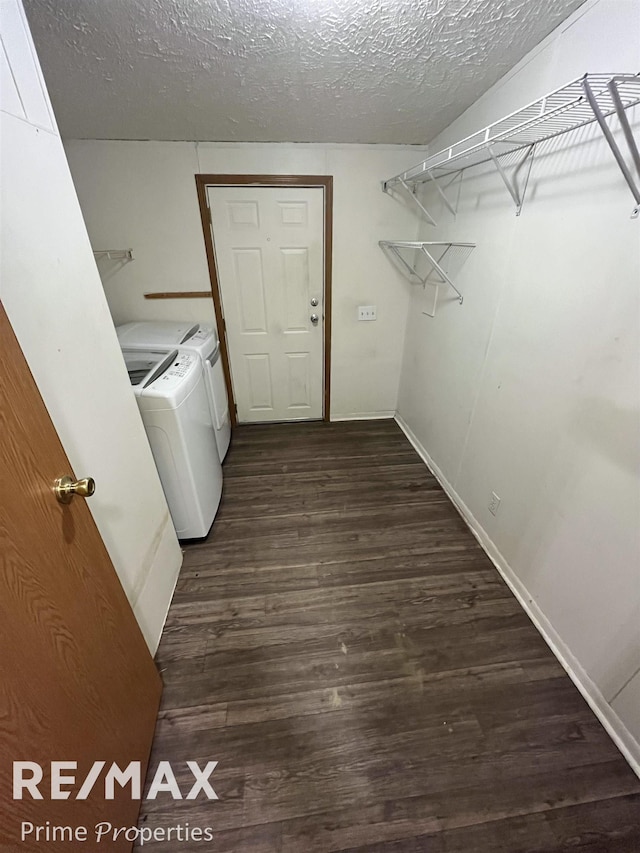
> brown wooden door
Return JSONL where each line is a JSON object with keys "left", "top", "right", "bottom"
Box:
{"left": 0, "top": 304, "right": 162, "bottom": 852}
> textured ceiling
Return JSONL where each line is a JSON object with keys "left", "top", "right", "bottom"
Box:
{"left": 24, "top": 0, "right": 586, "bottom": 143}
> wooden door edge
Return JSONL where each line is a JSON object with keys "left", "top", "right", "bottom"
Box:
{"left": 195, "top": 175, "right": 333, "bottom": 425}
{"left": 195, "top": 178, "right": 238, "bottom": 427}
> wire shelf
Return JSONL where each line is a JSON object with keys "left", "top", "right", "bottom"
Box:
{"left": 93, "top": 249, "right": 134, "bottom": 261}
{"left": 384, "top": 73, "right": 640, "bottom": 186}
{"left": 383, "top": 73, "right": 640, "bottom": 220}
{"left": 379, "top": 241, "right": 475, "bottom": 315}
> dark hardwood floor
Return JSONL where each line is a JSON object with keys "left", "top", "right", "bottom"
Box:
{"left": 137, "top": 420, "right": 640, "bottom": 852}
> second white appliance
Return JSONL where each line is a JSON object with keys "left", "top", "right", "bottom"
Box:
{"left": 123, "top": 347, "right": 223, "bottom": 540}
{"left": 116, "top": 321, "right": 231, "bottom": 461}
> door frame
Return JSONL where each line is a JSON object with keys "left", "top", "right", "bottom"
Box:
{"left": 195, "top": 174, "right": 333, "bottom": 426}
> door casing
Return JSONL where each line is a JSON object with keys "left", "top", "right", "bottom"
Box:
{"left": 195, "top": 175, "right": 333, "bottom": 426}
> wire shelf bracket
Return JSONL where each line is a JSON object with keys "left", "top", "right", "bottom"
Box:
{"left": 93, "top": 249, "right": 134, "bottom": 261}
{"left": 583, "top": 75, "right": 640, "bottom": 218}
{"left": 382, "top": 72, "right": 640, "bottom": 223}
{"left": 425, "top": 169, "right": 460, "bottom": 217}
{"left": 487, "top": 142, "right": 535, "bottom": 215}
{"left": 382, "top": 178, "right": 438, "bottom": 226}
{"left": 379, "top": 240, "right": 475, "bottom": 316}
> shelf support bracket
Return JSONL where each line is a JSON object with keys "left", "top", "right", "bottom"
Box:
{"left": 583, "top": 75, "right": 640, "bottom": 219}
{"left": 386, "top": 243, "right": 423, "bottom": 283}
{"left": 420, "top": 244, "right": 452, "bottom": 317}
{"left": 425, "top": 169, "right": 459, "bottom": 216}
{"left": 419, "top": 244, "right": 463, "bottom": 304}
{"left": 487, "top": 143, "right": 535, "bottom": 215}
{"left": 398, "top": 179, "right": 438, "bottom": 226}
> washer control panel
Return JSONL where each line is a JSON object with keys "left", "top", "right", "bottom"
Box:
{"left": 153, "top": 351, "right": 199, "bottom": 391}
{"left": 186, "top": 325, "right": 218, "bottom": 349}
{"left": 167, "top": 351, "right": 196, "bottom": 378}
{"left": 191, "top": 327, "right": 212, "bottom": 342}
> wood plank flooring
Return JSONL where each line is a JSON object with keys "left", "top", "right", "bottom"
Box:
{"left": 137, "top": 420, "right": 640, "bottom": 852}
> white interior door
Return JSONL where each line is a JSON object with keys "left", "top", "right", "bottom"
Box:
{"left": 207, "top": 186, "right": 324, "bottom": 423}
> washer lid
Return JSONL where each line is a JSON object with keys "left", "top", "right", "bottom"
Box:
{"left": 117, "top": 321, "right": 200, "bottom": 346}
{"left": 122, "top": 348, "right": 178, "bottom": 387}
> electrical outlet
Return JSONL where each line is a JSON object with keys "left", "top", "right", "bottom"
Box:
{"left": 488, "top": 492, "right": 501, "bottom": 516}
{"left": 358, "top": 305, "right": 377, "bottom": 321}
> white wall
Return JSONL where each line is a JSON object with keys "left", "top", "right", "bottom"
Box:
{"left": 63, "top": 140, "right": 427, "bottom": 420}
{"left": 396, "top": 0, "right": 640, "bottom": 768}
{"left": 0, "top": 0, "right": 183, "bottom": 653}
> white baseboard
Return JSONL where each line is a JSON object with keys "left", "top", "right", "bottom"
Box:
{"left": 133, "top": 514, "right": 183, "bottom": 657}
{"left": 395, "top": 413, "right": 640, "bottom": 779}
{"left": 330, "top": 411, "right": 396, "bottom": 422}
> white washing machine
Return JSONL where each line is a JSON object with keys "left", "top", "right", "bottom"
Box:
{"left": 116, "top": 321, "right": 231, "bottom": 462}
{"left": 123, "top": 347, "right": 223, "bottom": 540}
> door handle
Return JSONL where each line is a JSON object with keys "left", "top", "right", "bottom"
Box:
{"left": 54, "top": 476, "right": 96, "bottom": 504}
{"left": 310, "top": 314, "right": 319, "bottom": 326}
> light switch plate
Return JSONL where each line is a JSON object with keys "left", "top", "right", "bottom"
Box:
{"left": 358, "top": 305, "right": 377, "bottom": 321}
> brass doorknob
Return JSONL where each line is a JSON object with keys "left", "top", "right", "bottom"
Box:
{"left": 54, "top": 476, "right": 96, "bottom": 505}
